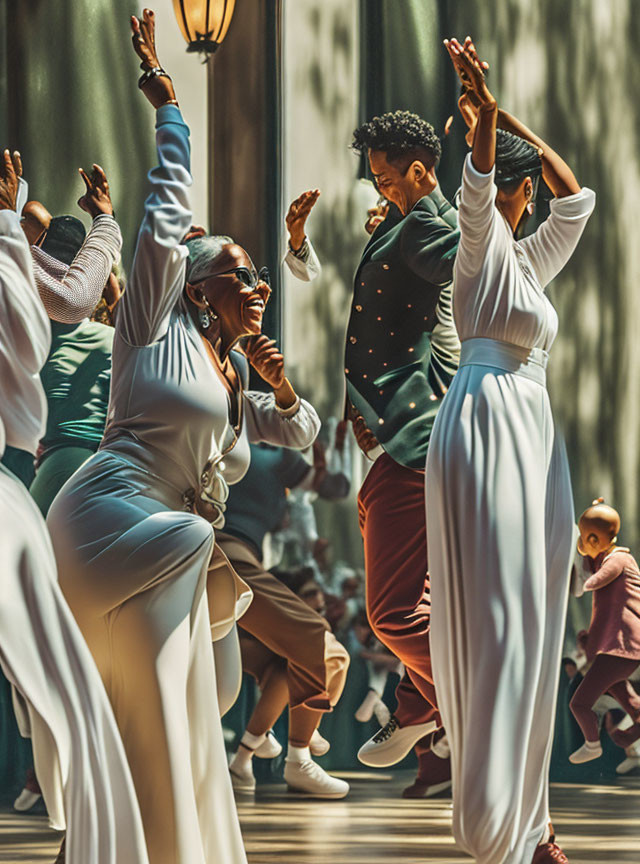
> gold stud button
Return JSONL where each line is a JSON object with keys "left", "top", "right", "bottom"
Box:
{"left": 407, "top": 304, "right": 412, "bottom": 309}
{"left": 377, "top": 316, "right": 382, "bottom": 321}
{"left": 350, "top": 336, "right": 357, "bottom": 344}
{"left": 382, "top": 263, "right": 390, "bottom": 270}
{"left": 368, "top": 349, "right": 373, "bottom": 354}
{"left": 408, "top": 347, "right": 415, "bottom": 353}
{"left": 378, "top": 418, "right": 384, "bottom": 424}
{"left": 355, "top": 304, "right": 363, "bottom": 311}
{"left": 429, "top": 394, "right": 437, "bottom": 401}
{"left": 377, "top": 289, "right": 382, "bottom": 294}
{"left": 409, "top": 402, "right": 416, "bottom": 409}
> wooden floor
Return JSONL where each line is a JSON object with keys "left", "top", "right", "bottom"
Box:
{"left": 1, "top": 772, "right": 640, "bottom": 863}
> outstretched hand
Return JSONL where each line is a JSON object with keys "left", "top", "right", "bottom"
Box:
{"left": 444, "top": 37, "right": 493, "bottom": 108}
{"left": 78, "top": 164, "right": 113, "bottom": 218}
{"left": 0, "top": 149, "right": 22, "bottom": 212}
{"left": 286, "top": 189, "right": 320, "bottom": 251}
{"left": 131, "top": 9, "right": 176, "bottom": 109}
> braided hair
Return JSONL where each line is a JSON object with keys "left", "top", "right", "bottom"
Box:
{"left": 495, "top": 129, "right": 542, "bottom": 192}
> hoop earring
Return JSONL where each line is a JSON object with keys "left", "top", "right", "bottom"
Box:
{"left": 198, "top": 299, "right": 218, "bottom": 330}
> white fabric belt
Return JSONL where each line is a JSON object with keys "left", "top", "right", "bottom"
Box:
{"left": 459, "top": 337, "right": 548, "bottom": 387}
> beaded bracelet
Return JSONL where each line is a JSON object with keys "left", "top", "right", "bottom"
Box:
{"left": 138, "top": 66, "right": 171, "bottom": 90}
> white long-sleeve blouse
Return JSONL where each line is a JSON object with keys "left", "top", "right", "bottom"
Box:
{"left": 453, "top": 153, "right": 596, "bottom": 352}
{"left": 101, "top": 105, "right": 319, "bottom": 519}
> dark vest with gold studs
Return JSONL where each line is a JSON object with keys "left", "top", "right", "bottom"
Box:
{"left": 345, "top": 187, "right": 459, "bottom": 471}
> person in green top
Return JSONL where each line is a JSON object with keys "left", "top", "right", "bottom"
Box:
{"left": 29, "top": 304, "right": 118, "bottom": 515}
{"left": 28, "top": 262, "right": 122, "bottom": 516}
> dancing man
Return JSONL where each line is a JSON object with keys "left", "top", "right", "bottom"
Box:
{"left": 346, "top": 110, "right": 460, "bottom": 769}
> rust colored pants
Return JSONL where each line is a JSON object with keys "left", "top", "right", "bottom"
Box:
{"left": 358, "top": 453, "right": 439, "bottom": 728}
{"left": 215, "top": 531, "right": 350, "bottom": 746}
{"left": 570, "top": 653, "right": 640, "bottom": 743}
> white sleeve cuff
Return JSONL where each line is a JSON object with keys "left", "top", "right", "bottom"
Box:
{"left": 275, "top": 394, "right": 301, "bottom": 417}
{"left": 463, "top": 152, "right": 496, "bottom": 187}
{"left": 549, "top": 187, "right": 596, "bottom": 219}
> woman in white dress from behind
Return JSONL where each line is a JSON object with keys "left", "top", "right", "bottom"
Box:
{"left": 426, "top": 38, "right": 595, "bottom": 864}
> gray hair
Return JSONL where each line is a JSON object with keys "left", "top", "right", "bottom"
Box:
{"left": 185, "top": 234, "right": 234, "bottom": 283}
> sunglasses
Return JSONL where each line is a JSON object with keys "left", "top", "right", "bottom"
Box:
{"left": 190, "top": 265, "right": 270, "bottom": 289}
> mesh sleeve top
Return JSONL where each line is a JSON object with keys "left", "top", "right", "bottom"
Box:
{"left": 31, "top": 213, "right": 122, "bottom": 324}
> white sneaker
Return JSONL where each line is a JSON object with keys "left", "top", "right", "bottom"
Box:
{"left": 254, "top": 729, "right": 283, "bottom": 759}
{"left": 13, "top": 787, "right": 41, "bottom": 812}
{"left": 616, "top": 755, "right": 640, "bottom": 774}
{"left": 310, "top": 728, "right": 330, "bottom": 757}
{"left": 358, "top": 716, "right": 437, "bottom": 768}
{"left": 229, "top": 759, "right": 256, "bottom": 792}
{"left": 284, "top": 758, "right": 349, "bottom": 798}
{"left": 569, "top": 741, "right": 603, "bottom": 764}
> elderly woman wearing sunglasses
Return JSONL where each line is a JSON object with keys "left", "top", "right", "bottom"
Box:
{"left": 47, "top": 10, "right": 319, "bottom": 864}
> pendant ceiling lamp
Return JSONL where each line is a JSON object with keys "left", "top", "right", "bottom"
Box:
{"left": 172, "top": 0, "right": 237, "bottom": 55}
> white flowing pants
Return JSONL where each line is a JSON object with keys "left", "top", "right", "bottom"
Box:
{"left": 426, "top": 347, "right": 573, "bottom": 864}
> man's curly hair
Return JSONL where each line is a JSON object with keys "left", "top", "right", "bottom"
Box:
{"left": 351, "top": 110, "right": 442, "bottom": 169}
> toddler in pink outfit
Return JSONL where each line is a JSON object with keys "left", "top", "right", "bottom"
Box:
{"left": 569, "top": 499, "right": 640, "bottom": 763}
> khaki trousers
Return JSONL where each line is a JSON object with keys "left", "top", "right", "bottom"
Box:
{"left": 215, "top": 532, "right": 349, "bottom": 746}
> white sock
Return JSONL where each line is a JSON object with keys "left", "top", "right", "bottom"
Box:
{"left": 287, "top": 744, "right": 311, "bottom": 763}
{"left": 241, "top": 730, "right": 266, "bottom": 750}
{"left": 231, "top": 731, "right": 266, "bottom": 769}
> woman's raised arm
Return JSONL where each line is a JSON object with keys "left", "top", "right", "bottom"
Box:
{"left": 497, "top": 110, "right": 580, "bottom": 199}
{"left": 444, "top": 37, "right": 496, "bottom": 175}
{"left": 119, "top": 9, "right": 193, "bottom": 347}
{"left": 444, "top": 37, "right": 502, "bottom": 275}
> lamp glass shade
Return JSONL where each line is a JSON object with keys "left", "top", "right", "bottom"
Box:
{"left": 172, "top": 0, "right": 236, "bottom": 53}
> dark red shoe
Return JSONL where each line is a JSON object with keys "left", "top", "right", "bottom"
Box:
{"left": 532, "top": 828, "right": 569, "bottom": 863}
{"left": 24, "top": 766, "right": 41, "bottom": 795}
{"left": 402, "top": 749, "right": 452, "bottom": 799}
{"left": 610, "top": 723, "right": 640, "bottom": 750}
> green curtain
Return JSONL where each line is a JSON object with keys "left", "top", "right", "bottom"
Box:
{"left": 3, "top": 0, "right": 156, "bottom": 269}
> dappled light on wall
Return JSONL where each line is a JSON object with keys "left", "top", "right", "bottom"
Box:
{"left": 172, "top": 0, "right": 236, "bottom": 55}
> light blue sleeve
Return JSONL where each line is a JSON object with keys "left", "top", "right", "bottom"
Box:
{"left": 119, "top": 105, "right": 193, "bottom": 346}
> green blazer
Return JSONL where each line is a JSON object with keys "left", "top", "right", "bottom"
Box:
{"left": 345, "top": 187, "right": 459, "bottom": 471}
